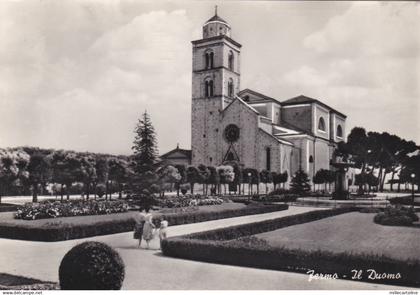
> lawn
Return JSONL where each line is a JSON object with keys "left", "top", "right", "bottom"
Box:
{"left": 254, "top": 212, "right": 420, "bottom": 261}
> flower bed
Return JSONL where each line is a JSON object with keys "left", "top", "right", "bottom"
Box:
{"left": 157, "top": 195, "right": 224, "bottom": 208}
{"left": 161, "top": 207, "right": 420, "bottom": 288}
{"left": 14, "top": 200, "right": 129, "bottom": 220}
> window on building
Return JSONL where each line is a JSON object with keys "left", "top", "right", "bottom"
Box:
{"left": 337, "top": 125, "right": 343, "bottom": 138}
{"left": 228, "top": 79, "right": 234, "bottom": 97}
{"left": 266, "top": 147, "right": 271, "bottom": 171}
{"left": 205, "top": 51, "right": 214, "bottom": 69}
{"left": 205, "top": 79, "right": 214, "bottom": 97}
{"left": 309, "top": 155, "right": 314, "bottom": 163}
{"left": 228, "top": 51, "right": 234, "bottom": 71}
{"left": 318, "top": 117, "right": 326, "bottom": 132}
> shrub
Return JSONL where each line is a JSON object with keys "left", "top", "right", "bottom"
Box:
{"left": 374, "top": 206, "right": 419, "bottom": 226}
{"left": 59, "top": 241, "right": 125, "bottom": 290}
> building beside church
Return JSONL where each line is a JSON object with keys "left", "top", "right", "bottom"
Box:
{"left": 188, "top": 10, "right": 347, "bottom": 183}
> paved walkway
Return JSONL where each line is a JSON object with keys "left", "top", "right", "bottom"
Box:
{"left": 0, "top": 206, "right": 408, "bottom": 290}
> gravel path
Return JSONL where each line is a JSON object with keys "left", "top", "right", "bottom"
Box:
{"left": 0, "top": 206, "right": 407, "bottom": 290}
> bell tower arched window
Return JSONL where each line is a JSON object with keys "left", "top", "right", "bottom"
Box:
{"left": 228, "top": 78, "right": 234, "bottom": 97}
{"left": 205, "top": 51, "right": 214, "bottom": 69}
{"left": 228, "top": 51, "right": 234, "bottom": 71}
{"left": 318, "top": 117, "right": 326, "bottom": 132}
{"left": 205, "top": 79, "right": 214, "bottom": 98}
{"left": 337, "top": 125, "right": 343, "bottom": 138}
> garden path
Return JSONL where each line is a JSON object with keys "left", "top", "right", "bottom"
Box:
{"left": 0, "top": 206, "right": 407, "bottom": 290}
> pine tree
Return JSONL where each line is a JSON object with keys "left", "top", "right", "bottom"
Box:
{"left": 132, "top": 111, "right": 158, "bottom": 174}
{"left": 290, "top": 168, "right": 311, "bottom": 196}
{"left": 131, "top": 111, "right": 159, "bottom": 203}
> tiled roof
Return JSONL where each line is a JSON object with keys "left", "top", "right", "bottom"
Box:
{"left": 205, "top": 14, "right": 229, "bottom": 25}
{"left": 282, "top": 95, "right": 346, "bottom": 118}
{"left": 281, "top": 95, "right": 316, "bottom": 105}
{"left": 238, "top": 88, "right": 281, "bottom": 104}
{"left": 160, "top": 147, "right": 191, "bottom": 159}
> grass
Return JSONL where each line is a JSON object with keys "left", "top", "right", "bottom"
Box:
{"left": 254, "top": 212, "right": 420, "bottom": 261}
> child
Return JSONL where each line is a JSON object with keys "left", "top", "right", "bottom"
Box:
{"left": 158, "top": 217, "right": 169, "bottom": 249}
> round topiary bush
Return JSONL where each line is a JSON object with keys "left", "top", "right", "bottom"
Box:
{"left": 59, "top": 241, "right": 125, "bottom": 290}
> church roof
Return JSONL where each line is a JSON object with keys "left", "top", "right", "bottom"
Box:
{"left": 238, "top": 88, "right": 280, "bottom": 104}
{"left": 160, "top": 146, "right": 192, "bottom": 159}
{"left": 205, "top": 14, "right": 229, "bottom": 25}
{"left": 282, "top": 95, "right": 346, "bottom": 118}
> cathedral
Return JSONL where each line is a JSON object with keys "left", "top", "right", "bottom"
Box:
{"left": 169, "top": 10, "right": 347, "bottom": 183}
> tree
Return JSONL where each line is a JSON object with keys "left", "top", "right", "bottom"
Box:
{"left": 77, "top": 155, "right": 97, "bottom": 200}
{"left": 48, "top": 150, "right": 79, "bottom": 201}
{"left": 217, "top": 165, "right": 235, "bottom": 195}
{"left": 0, "top": 149, "right": 30, "bottom": 203}
{"left": 197, "top": 164, "right": 210, "bottom": 195}
{"left": 108, "top": 157, "right": 131, "bottom": 199}
{"left": 271, "top": 172, "right": 278, "bottom": 190}
{"left": 24, "top": 152, "right": 51, "bottom": 203}
{"left": 290, "top": 169, "right": 311, "bottom": 196}
{"left": 132, "top": 111, "right": 159, "bottom": 195}
{"left": 259, "top": 170, "right": 272, "bottom": 194}
{"left": 206, "top": 166, "right": 219, "bottom": 196}
{"left": 279, "top": 171, "right": 288, "bottom": 189}
{"left": 158, "top": 165, "right": 182, "bottom": 195}
{"left": 174, "top": 164, "right": 187, "bottom": 196}
{"left": 186, "top": 166, "right": 201, "bottom": 195}
{"left": 313, "top": 170, "right": 325, "bottom": 192}
{"left": 95, "top": 155, "right": 109, "bottom": 199}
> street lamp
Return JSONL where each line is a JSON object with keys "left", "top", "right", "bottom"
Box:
{"left": 411, "top": 173, "right": 416, "bottom": 208}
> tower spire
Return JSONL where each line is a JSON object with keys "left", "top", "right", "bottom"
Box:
{"left": 215, "top": 5, "right": 218, "bottom": 16}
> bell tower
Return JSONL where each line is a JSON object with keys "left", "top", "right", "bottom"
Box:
{"left": 191, "top": 8, "right": 242, "bottom": 166}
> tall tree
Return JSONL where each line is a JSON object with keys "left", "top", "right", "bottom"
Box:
{"left": 132, "top": 111, "right": 159, "bottom": 195}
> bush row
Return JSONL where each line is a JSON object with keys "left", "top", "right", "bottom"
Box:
{"left": 389, "top": 195, "right": 420, "bottom": 206}
{"left": 0, "top": 203, "right": 21, "bottom": 213}
{"left": 0, "top": 203, "right": 288, "bottom": 241}
{"left": 161, "top": 207, "right": 420, "bottom": 287}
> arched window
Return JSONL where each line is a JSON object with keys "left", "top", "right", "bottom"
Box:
{"left": 228, "top": 78, "right": 234, "bottom": 97}
{"left": 266, "top": 147, "right": 271, "bottom": 171}
{"left": 205, "top": 51, "right": 214, "bottom": 69}
{"left": 309, "top": 155, "right": 314, "bottom": 163}
{"left": 204, "top": 78, "right": 214, "bottom": 98}
{"left": 228, "top": 51, "right": 234, "bottom": 71}
{"left": 336, "top": 125, "right": 343, "bottom": 138}
{"left": 318, "top": 117, "right": 326, "bottom": 132}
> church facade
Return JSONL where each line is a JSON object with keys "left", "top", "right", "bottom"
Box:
{"left": 190, "top": 11, "right": 346, "bottom": 183}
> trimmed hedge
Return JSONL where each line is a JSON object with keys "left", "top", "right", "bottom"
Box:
{"left": 389, "top": 195, "right": 420, "bottom": 206}
{"left": 0, "top": 203, "right": 21, "bottom": 213}
{"left": 162, "top": 207, "right": 420, "bottom": 288}
{"left": 0, "top": 203, "right": 288, "bottom": 241}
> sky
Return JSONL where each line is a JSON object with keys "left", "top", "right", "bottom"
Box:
{"left": 0, "top": 0, "right": 419, "bottom": 155}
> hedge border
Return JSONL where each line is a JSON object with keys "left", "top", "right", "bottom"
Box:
{"left": 0, "top": 203, "right": 288, "bottom": 242}
{"left": 162, "top": 207, "right": 420, "bottom": 288}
